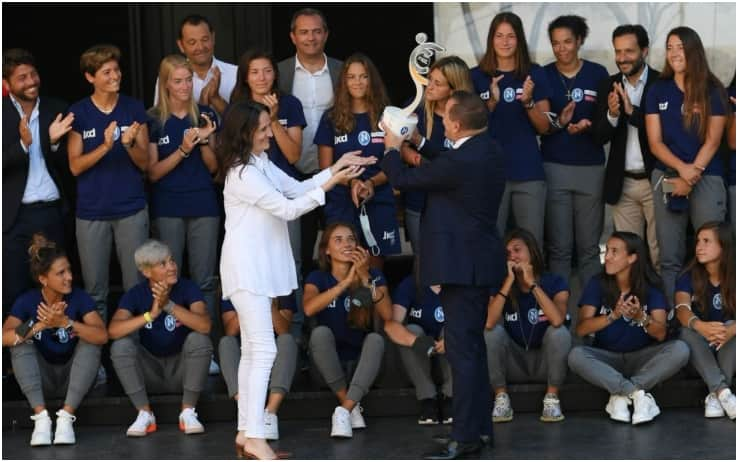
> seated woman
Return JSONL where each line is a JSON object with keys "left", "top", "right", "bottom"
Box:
{"left": 2, "top": 234, "right": 107, "bottom": 446}
{"left": 389, "top": 269, "right": 452, "bottom": 425}
{"left": 568, "top": 231, "right": 689, "bottom": 425}
{"left": 303, "top": 222, "right": 392, "bottom": 438}
{"left": 675, "top": 221, "right": 735, "bottom": 420}
{"left": 219, "top": 292, "right": 299, "bottom": 440}
{"left": 485, "top": 228, "right": 571, "bottom": 423}
{"left": 108, "top": 240, "right": 212, "bottom": 437}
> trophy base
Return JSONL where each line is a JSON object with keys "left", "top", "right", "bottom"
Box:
{"left": 380, "top": 106, "right": 418, "bottom": 139}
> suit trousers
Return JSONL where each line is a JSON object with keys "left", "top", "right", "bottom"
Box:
{"left": 440, "top": 285, "right": 492, "bottom": 443}
{"left": 611, "top": 177, "right": 660, "bottom": 270}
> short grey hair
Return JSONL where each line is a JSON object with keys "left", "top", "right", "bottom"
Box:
{"left": 134, "top": 240, "right": 172, "bottom": 271}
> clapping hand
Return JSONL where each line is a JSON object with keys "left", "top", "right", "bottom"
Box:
{"left": 613, "top": 83, "right": 633, "bottom": 116}
{"left": 567, "top": 118, "right": 592, "bottom": 135}
{"left": 608, "top": 84, "right": 621, "bottom": 118}
{"left": 150, "top": 280, "right": 171, "bottom": 319}
{"left": 121, "top": 121, "right": 141, "bottom": 148}
{"left": 19, "top": 115, "right": 33, "bottom": 147}
{"left": 37, "top": 300, "right": 68, "bottom": 328}
{"left": 488, "top": 74, "right": 504, "bottom": 107}
{"left": 49, "top": 112, "right": 75, "bottom": 145}
{"left": 520, "top": 76, "right": 535, "bottom": 106}
{"left": 263, "top": 94, "right": 280, "bottom": 122}
{"left": 348, "top": 247, "right": 371, "bottom": 282}
{"left": 103, "top": 121, "right": 118, "bottom": 150}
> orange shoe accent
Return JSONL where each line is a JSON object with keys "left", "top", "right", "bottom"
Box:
{"left": 147, "top": 423, "right": 157, "bottom": 434}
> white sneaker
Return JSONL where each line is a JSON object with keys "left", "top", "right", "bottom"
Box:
{"left": 30, "top": 410, "right": 52, "bottom": 446}
{"left": 264, "top": 410, "right": 279, "bottom": 440}
{"left": 605, "top": 395, "right": 631, "bottom": 423}
{"left": 705, "top": 393, "right": 726, "bottom": 418}
{"left": 95, "top": 365, "right": 107, "bottom": 387}
{"left": 126, "top": 409, "right": 157, "bottom": 437}
{"left": 53, "top": 409, "right": 76, "bottom": 445}
{"left": 718, "top": 388, "right": 736, "bottom": 420}
{"left": 492, "top": 392, "right": 513, "bottom": 423}
{"left": 208, "top": 356, "right": 220, "bottom": 375}
{"left": 179, "top": 408, "right": 205, "bottom": 434}
{"left": 630, "top": 390, "right": 660, "bottom": 425}
{"left": 350, "top": 404, "right": 366, "bottom": 429}
{"left": 330, "top": 406, "right": 352, "bottom": 438}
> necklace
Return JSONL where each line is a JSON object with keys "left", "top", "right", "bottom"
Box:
{"left": 556, "top": 60, "right": 582, "bottom": 101}
{"left": 90, "top": 94, "right": 118, "bottom": 115}
{"left": 513, "top": 291, "right": 539, "bottom": 351}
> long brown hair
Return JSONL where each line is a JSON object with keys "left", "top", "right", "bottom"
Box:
{"left": 317, "top": 222, "right": 358, "bottom": 272}
{"left": 680, "top": 221, "right": 735, "bottom": 320}
{"left": 230, "top": 49, "right": 281, "bottom": 104}
{"left": 661, "top": 27, "right": 727, "bottom": 142}
{"left": 601, "top": 231, "right": 662, "bottom": 311}
{"left": 504, "top": 228, "right": 545, "bottom": 309}
{"left": 478, "top": 12, "right": 533, "bottom": 81}
{"left": 215, "top": 101, "right": 268, "bottom": 183}
{"left": 422, "top": 56, "right": 473, "bottom": 138}
{"left": 329, "top": 53, "right": 389, "bottom": 134}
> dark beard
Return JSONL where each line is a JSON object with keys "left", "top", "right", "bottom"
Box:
{"left": 620, "top": 56, "right": 646, "bottom": 77}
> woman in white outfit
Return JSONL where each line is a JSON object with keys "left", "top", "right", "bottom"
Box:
{"left": 217, "top": 100, "right": 371, "bottom": 460}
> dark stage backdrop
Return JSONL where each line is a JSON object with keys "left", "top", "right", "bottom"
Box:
{"left": 3, "top": 3, "right": 434, "bottom": 108}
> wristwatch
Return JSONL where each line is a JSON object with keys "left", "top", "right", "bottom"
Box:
{"left": 65, "top": 318, "right": 74, "bottom": 331}
{"left": 524, "top": 99, "right": 535, "bottom": 110}
{"left": 163, "top": 300, "right": 175, "bottom": 315}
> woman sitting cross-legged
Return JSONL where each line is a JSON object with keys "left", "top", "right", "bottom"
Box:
{"left": 568, "top": 231, "right": 689, "bottom": 425}
{"left": 485, "top": 228, "right": 571, "bottom": 424}
{"left": 303, "top": 222, "right": 392, "bottom": 438}
{"left": 219, "top": 293, "right": 299, "bottom": 440}
{"left": 2, "top": 234, "right": 107, "bottom": 446}
{"left": 109, "top": 239, "right": 213, "bottom": 437}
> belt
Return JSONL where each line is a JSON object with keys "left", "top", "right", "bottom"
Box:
{"left": 21, "top": 199, "right": 61, "bottom": 209}
{"left": 623, "top": 171, "right": 649, "bottom": 180}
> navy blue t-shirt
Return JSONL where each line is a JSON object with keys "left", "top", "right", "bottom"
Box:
{"left": 10, "top": 288, "right": 96, "bottom": 364}
{"left": 305, "top": 268, "right": 386, "bottom": 361}
{"left": 471, "top": 64, "right": 551, "bottom": 181}
{"left": 117, "top": 278, "right": 203, "bottom": 357}
{"left": 147, "top": 104, "right": 220, "bottom": 218}
{"left": 69, "top": 94, "right": 149, "bottom": 220}
{"left": 579, "top": 276, "right": 667, "bottom": 353}
{"left": 540, "top": 60, "right": 608, "bottom": 165}
{"left": 675, "top": 271, "right": 733, "bottom": 322}
{"left": 267, "top": 95, "right": 307, "bottom": 179}
{"left": 392, "top": 275, "right": 445, "bottom": 339}
{"left": 645, "top": 79, "right": 726, "bottom": 176}
{"left": 403, "top": 105, "right": 451, "bottom": 213}
{"left": 727, "top": 82, "right": 736, "bottom": 186}
{"left": 490, "top": 273, "right": 569, "bottom": 349}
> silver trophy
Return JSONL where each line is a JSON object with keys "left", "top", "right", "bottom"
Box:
{"left": 380, "top": 33, "right": 445, "bottom": 139}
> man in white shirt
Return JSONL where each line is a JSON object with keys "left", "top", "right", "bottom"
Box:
{"left": 154, "top": 14, "right": 237, "bottom": 116}
{"left": 592, "top": 25, "right": 661, "bottom": 269}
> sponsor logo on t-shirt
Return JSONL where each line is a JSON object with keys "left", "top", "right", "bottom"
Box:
{"left": 383, "top": 230, "right": 396, "bottom": 245}
{"left": 371, "top": 131, "right": 385, "bottom": 143}
{"left": 335, "top": 134, "right": 348, "bottom": 144}
{"left": 158, "top": 135, "right": 170, "bottom": 146}
{"left": 410, "top": 308, "right": 423, "bottom": 319}
{"left": 83, "top": 128, "right": 96, "bottom": 140}
{"left": 584, "top": 89, "right": 598, "bottom": 102}
{"left": 279, "top": 119, "right": 288, "bottom": 126}
{"left": 480, "top": 90, "right": 490, "bottom": 100}
{"left": 659, "top": 102, "right": 669, "bottom": 111}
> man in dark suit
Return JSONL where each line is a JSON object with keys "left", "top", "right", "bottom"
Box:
{"left": 592, "top": 25, "right": 661, "bottom": 268}
{"left": 382, "top": 91, "right": 506, "bottom": 459}
{"left": 2, "top": 49, "right": 73, "bottom": 313}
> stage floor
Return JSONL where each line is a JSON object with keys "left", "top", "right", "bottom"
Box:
{"left": 2, "top": 408, "right": 734, "bottom": 459}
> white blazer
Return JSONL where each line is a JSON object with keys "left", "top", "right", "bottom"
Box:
{"left": 220, "top": 152, "right": 332, "bottom": 298}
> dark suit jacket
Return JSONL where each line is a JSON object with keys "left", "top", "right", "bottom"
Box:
{"left": 2, "top": 96, "right": 69, "bottom": 232}
{"left": 592, "top": 66, "right": 660, "bottom": 205}
{"left": 381, "top": 134, "right": 506, "bottom": 287}
{"left": 277, "top": 55, "right": 343, "bottom": 95}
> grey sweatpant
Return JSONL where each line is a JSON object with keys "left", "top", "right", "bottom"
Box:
{"left": 497, "top": 180, "right": 547, "bottom": 247}
{"left": 308, "top": 325, "right": 384, "bottom": 403}
{"left": 219, "top": 333, "right": 299, "bottom": 399}
{"left": 10, "top": 340, "right": 101, "bottom": 411}
{"left": 484, "top": 324, "right": 571, "bottom": 388}
{"left": 397, "top": 324, "right": 452, "bottom": 400}
{"left": 679, "top": 328, "right": 736, "bottom": 393}
{"left": 568, "top": 340, "right": 689, "bottom": 395}
{"left": 110, "top": 332, "right": 212, "bottom": 409}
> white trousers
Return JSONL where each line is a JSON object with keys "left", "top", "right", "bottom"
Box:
{"left": 230, "top": 289, "right": 277, "bottom": 437}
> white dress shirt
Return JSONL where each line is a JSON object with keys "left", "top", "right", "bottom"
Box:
{"left": 451, "top": 136, "right": 472, "bottom": 150}
{"left": 153, "top": 56, "right": 238, "bottom": 106}
{"left": 220, "top": 152, "right": 332, "bottom": 298}
{"left": 607, "top": 66, "right": 649, "bottom": 173}
{"left": 291, "top": 54, "right": 335, "bottom": 174}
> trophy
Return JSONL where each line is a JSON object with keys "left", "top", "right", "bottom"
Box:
{"left": 380, "top": 33, "right": 445, "bottom": 139}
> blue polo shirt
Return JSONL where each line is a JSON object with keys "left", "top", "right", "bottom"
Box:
{"left": 147, "top": 104, "right": 220, "bottom": 218}
{"left": 644, "top": 79, "right": 726, "bottom": 176}
{"left": 69, "top": 94, "right": 149, "bottom": 220}
{"left": 10, "top": 288, "right": 96, "bottom": 365}
{"left": 392, "top": 275, "right": 445, "bottom": 339}
{"left": 675, "top": 271, "right": 733, "bottom": 322}
{"left": 490, "top": 273, "right": 569, "bottom": 349}
{"left": 540, "top": 60, "right": 608, "bottom": 166}
{"left": 579, "top": 275, "right": 667, "bottom": 353}
{"left": 267, "top": 95, "right": 306, "bottom": 179}
{"left": 471, "top": 65, "right": 551, "bottom": 181}
{"left": 117, "top": 278, "right": 203, "bottom": 357}
{"left": 305, "top": 268, "right": 386, "bottom": 361}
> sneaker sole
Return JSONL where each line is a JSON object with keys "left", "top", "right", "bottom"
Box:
{"left": 540, "top": 415, "right": 565, "bottom": 422}
{"left": 53, "top": 437, "right": 76, "bottom": 445}
{"left": 127, "top": 423, "right": 157, "bottom": 437}
{"left": 705, "top": 410, "right": 726, "bottom": 418}
{"left": 492, "top": 415, "right": 513, "bottom": 423}
{"left": 442, "top": 418, "right": 453, "bottom": 424}
{"left": 179, "top": 422, "right": 205, "bottom": 434}
{"left": 30, "top": 438, "right": 52, "bottom": 447}
{"left": 330, "top": 432, "right": 353, "bottom": 438}
{"left": 418, "top": 418, "right": 440, "bottom": 425}
{"left": 605, "top": 404, "right": 630, "bottom": 423}
{"left": 632, "top": 409, "right": 660, "bottom": 425}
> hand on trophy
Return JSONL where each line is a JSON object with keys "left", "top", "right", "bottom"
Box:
{"left": 381, "top": 122, "right": 405, "bottom": 152}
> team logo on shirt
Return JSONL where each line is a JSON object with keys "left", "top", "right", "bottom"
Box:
{"left": 358, "top": 131, "right": 371, "bottom": 146}
{"left": 82, "top": 128, "right": 96, "bottom": 140}
{"left": 164, "top": 314, "right": 177, "bottom": 332}
{"left": 713, "top": 293, "right": 723, "bottom": 311}
{"left": 410, "top": 308, "right": 423, "bottom": 319}
{"left": 659, "top": 102, "right": 669, "bottom": 111}
{"left": 158, "top": 135, "right": 170, "bottom": 146}
{"left": 571, "top": 88, "right": 584, "bottom": 102}
{"left": 400, "top": 127, "right": 409, "bottom": 135}
{"left": 56, "top": 328, "right": 70, "bottom": 344}
{"left": 434, "top": 306, "right": 445, "bottom": 323}
{"left": 503, "top": 87, "right": 516, "bottom": 103}
{"left": 527, "top": 308, "right": 539, "bottom": 325}
{"left": 113, "top": 126, "right": 122, "bottom": 141}
{"left": 344, "top": 297, "right": 352, "bottom": 312}
{"left": 335, "top": 134, "right": 348, "bottom": 144}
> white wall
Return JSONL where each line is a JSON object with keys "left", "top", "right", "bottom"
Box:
{"left": 434, "top": 2, "right": 736, "bottom": 84}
